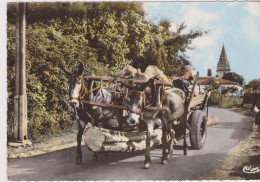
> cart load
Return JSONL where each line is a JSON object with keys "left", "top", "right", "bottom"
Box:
{"left": 81, "top": 72, "right": 211, "bottom": 152}
{"left": 84, "top": 123, "right": 162, "bottom": 152}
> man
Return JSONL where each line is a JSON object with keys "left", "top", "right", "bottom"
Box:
{"left": 172, "top": 64, "right": 193, "bottom": 96}
{"left": 251, "top": 93, "right": 260, "bottom": 129}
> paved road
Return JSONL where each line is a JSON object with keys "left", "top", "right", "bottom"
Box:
{"left": 7, "top": 107, "right": 253, "bottom": 181}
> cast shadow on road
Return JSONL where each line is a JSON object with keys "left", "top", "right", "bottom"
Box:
{"left": 8, "top": 140, "right": 212, "bottom": 181}
{"left": 212, "top": 117, "right": 253, "bottom": 141}
{"left": 8, "top": 146, "right": 228, "bottom": 181}
{"left": 8, "top": 111, "right": 254, "bottom": 181}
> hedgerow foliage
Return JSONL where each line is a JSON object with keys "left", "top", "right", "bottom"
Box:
{"left": 245, "top": 78, "right": 260, "bottom": 92}
{"left": 7, "top": 2, "right": 207, "bottom": 139}
{"left": 222, "top": 72, "right": 245, "bottom": 85}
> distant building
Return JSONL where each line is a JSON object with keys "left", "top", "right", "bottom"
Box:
{"left": 216, "top": 44, "right": 231, "bottom": 78}
{"left": 197, "top": 76, "right": 243, "bottom": 96}
{"left": 195, "top": 44, "right": 244, "bottom": 96}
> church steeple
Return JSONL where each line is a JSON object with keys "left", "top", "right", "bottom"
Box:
{"left": 216, "top": 44, "right": 231, "bottom": 78}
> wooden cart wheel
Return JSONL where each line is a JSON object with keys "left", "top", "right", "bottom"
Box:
{"left": 189, "top": 110, "right": 207, "bottom": 149}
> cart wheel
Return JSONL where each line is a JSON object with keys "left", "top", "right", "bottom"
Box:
{"left": 189, "top": 110, "right": 207, "bottom": 149}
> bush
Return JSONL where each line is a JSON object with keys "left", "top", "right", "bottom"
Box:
{"left": 219, "top": 97, "right": 242, "bottom": 108}
{"left": 245, "top": 78, "right": 260, "bottom": 92}
{"left": 222, "top": 72, "right": 245, "bottom": 85}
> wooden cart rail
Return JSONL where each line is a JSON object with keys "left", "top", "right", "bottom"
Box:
{"left": 82, "top": 75, "right": 211, "bottom": 112}
{"left": 83, "top": 76, "right": 173, "bottom": 87}
{"left": 82, "top": 101, "right": 169, "bottom": 111}
{"left": 80, "top": 75, "right": 172, "bottom": 111}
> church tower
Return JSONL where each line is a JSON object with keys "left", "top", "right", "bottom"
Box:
{"left": 216, "top": 44, "right": 231, "bottom": 78}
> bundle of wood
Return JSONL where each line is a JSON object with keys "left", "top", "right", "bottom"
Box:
{"left": 83, "top": 123, "right": 162, "bottom": 152}
{"left": 121, "top": 65, "right": 171, "bottom": 83}
{"left": 207, "top": 116, "right": 219, "bottom": 126}
{"left": 144, "top": 65, "right": 170, "bottom": 83}
{"left": 121, "top": 65, "right": 137, "bottom": 78}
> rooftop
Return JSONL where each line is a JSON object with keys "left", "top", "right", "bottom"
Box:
{"left": 197, "top": 76, "right": 238, "bottom": 85}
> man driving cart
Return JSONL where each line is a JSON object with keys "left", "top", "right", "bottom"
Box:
{"left": 172, "top": 62, "right": 194, "bottom": 97}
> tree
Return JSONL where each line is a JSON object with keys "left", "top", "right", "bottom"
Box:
{"left": 245, "top": 78, "right": 260, "bottom": 92}
{"left": 221, "top": 86, "right": 238, "bottom": 96}
{"left": 222, "top": 72, "right": 245, "bottom": 85}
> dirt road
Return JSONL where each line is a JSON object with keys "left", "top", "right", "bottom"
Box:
{"left": 7, "top": 107, "right": 259, "bottom": 181}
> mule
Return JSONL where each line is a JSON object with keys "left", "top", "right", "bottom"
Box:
{"left": 124, "top": 78, "right": 187, "bottom": 169}
{"left": 60, "top": 63, "right": 121, "bottom": 164}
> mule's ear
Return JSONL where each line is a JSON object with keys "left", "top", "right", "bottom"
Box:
{"left": 74, "top": 62, "right": 84, "bottom": 75}
{"left": 59, "top": 64, "right": 72, "bottom": 77}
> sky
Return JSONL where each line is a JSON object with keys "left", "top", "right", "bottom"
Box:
{"left": 143, "top": 2, "right": 260, "bottom": 83}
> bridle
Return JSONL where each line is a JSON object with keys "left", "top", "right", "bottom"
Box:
{"left": 68, "top": 74, "right": 115, "bottom": 124}
{"left": 69, "top": 74, "right": 113, "bottom": 101}
{"left": 127, "top": 88, "right": 167, "bottom": 115}
{"left": 70, "top": 75, "right": 87, "bottom": 100}
{"left": 127, "top": 91, "right": 146, "bottom": 115}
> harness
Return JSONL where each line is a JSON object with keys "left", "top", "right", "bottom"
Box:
{"left": 69, "top": 75, "right": 168, "bottom": 124}
{"left": 69, "top": 75, "right": 114, "bottom": 124}
{"left": 128, "top": 87, "right": 168, "bottom": 116}
{"left": 71, "top": 75, "right": 113, "bottom": 100}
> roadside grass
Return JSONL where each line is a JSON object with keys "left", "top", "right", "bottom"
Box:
{"left": 201, "top": 105, "right": 260, "bottom": 180}
{"left": 228, "top": 154, "right": 260, "bottom": 180}
{"left": 219, "top": 97, "right": 243, "bottom": 109}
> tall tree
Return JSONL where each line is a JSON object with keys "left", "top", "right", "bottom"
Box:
{"left": 223, "top": 72, "right": 245, "bottom": 85}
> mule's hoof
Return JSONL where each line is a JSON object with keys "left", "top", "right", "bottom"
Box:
{"left": 166, "top": 153, "right": 172, "bottom": 159}
{"left": 183, "top": 147, "right": 188, "bottom": 155}
{"left": 161, "top": 159, "right": 167, "bottom": 165}
{"left": 144, "top": 163, "right": 151, "bottom": 169}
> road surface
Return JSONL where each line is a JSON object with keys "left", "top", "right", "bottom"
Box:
{"left": 7, "top": 107, "right": 253, "bottom": 181}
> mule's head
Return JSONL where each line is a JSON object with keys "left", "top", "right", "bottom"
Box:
{"left": 125, "top": 90, "right": 145, "bottom": 126}
{"left": 60, "top": 63, "right": 84, "bottom": 108}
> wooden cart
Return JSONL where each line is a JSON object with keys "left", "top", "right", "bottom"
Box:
{"left": 82, "top": 76, "right": 211, "bottom": 153}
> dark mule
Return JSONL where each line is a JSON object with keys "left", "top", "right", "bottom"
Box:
{"left": 60, "top": 63, "right": 121, "bottom": 164}
{"left": 124, "top": 78, "right": 187, "bottom": 169}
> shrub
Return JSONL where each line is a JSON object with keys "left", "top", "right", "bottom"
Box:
{"left": 245, "top": 78, "right": 260, "bottom": 92}
{"left": 219, "top": 97, "right": 242, "bottom": 108}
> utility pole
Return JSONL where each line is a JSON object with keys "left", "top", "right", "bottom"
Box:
{"left": 12, "top": 3, "right": 30, "bottom": 145}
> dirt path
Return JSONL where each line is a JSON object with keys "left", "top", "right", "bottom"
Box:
{"left": 201, "top": 107, "right": 260, "bottom": 180}
{"left": 7, "top": 107, "right": 260, "bottom": 180}
{"left": 8, "top": 129, "right": 78, "bottom": 159}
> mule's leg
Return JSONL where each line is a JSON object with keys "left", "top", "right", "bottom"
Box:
{"left": 167, "top": 123, "right": 175, "bottom": 159}
{"left": 76, "top": 120, "right": 86, "bottom": 164}
{"left": 181, "top": 116, "right": 188, "bottom": 155}
{"left": 144, "top": 122, "right": 153, "bottom": 169}
{"left": 161, "top": 118, "right": 168, "bottom": 164}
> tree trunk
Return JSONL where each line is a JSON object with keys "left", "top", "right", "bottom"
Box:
{"left": 83, "top": 123, "right": 162, "bottom": 152}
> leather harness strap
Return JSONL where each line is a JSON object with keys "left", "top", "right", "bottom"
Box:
{"left": 128, "top": 88, "right": 168, "bottom": 115}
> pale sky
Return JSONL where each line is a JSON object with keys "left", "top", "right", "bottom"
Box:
{"left": 144, "top": 2, "right": 260, "bottom": 83}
